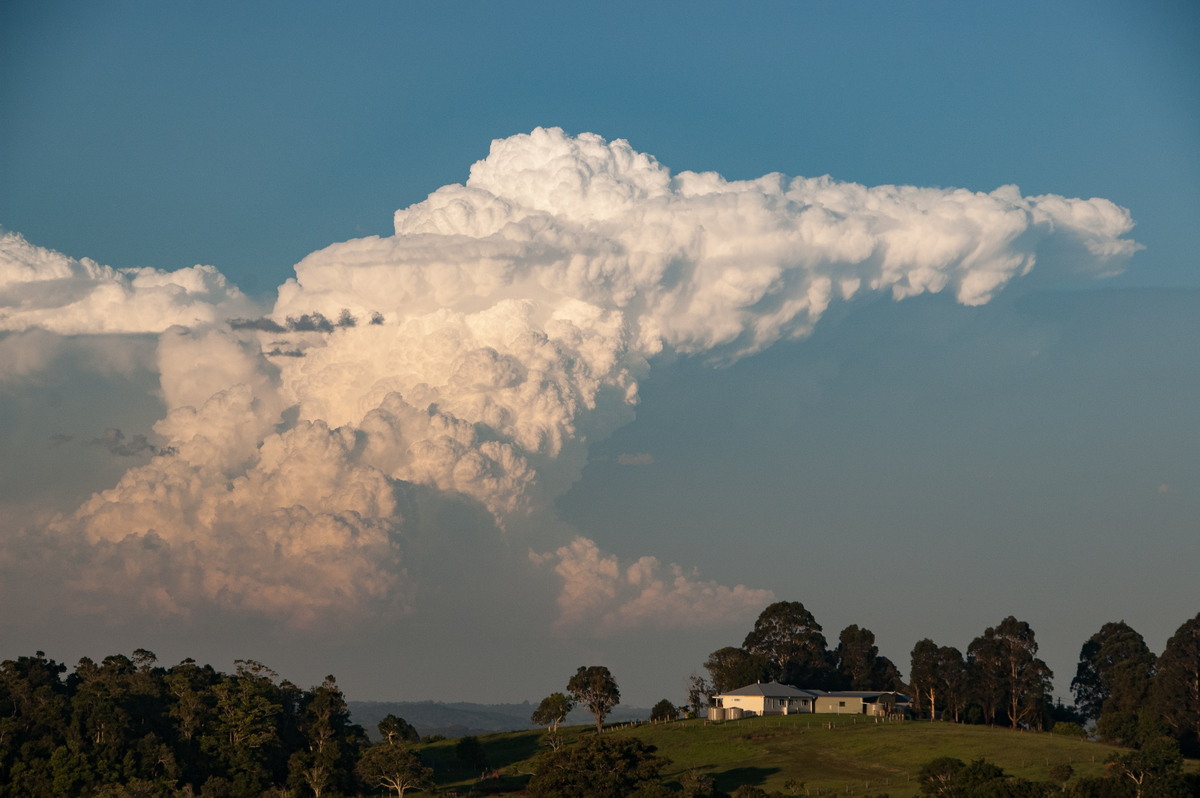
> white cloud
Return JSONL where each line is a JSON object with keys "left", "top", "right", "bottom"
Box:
{"left": 531, "top": 537, "right": 775, "bottom": 634}
{"left": 2, "top": 128, "right": 1139, "bottom": 629}
{"left": 0, "top": 231, "right": 257, "bottom": 334}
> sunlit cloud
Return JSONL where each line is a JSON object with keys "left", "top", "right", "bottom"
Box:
{"left": 0, "top": 128, "right": 1139, "bottom": 630}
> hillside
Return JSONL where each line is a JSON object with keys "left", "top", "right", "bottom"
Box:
{"left": 349, "top": 699, "right": 651, "bottom": 739}
{"left": 415, "top": 714, "right": 1198, "bottom": 796}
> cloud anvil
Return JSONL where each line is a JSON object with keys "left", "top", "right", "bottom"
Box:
{"left": 0, "top": 127, "right": 1138, "bottom": 634}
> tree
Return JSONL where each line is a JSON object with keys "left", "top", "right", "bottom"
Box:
{"left": 910, "top": 641, "right": 967, "bottom": 723}
{"left": 455, "top": 735, "right": 489, "bottom": 773}
{"left": 649, "top": 699, "right": 678, "bottom": 722}
{"left": 871, "top": 654, "right": 904, "bottom": 692}
{"left": 1150, "top": 612, "right": 1200, "bottom": 756}
{"left": 290, "top": 675, "right": 364, "bottom": 798}
{"left": 526, "top": 734, "right": 668, "bottom": 798}
{"left": 967, "top": 630, "right": 1006, "bottom": 726}
{"left": 209, "top": 660, "right": 286, "bottom": 794}
{"left": 567, "top": 666, "right": 620, "bottom": 734}
{"left": 916, "top": 756, "right": 1040, "bottom": 798}
{"left": 917, "top": 756, "right": 965, "bottom": 796}
{"left": 1071, "top": 621, "right": 1156, "bottom": 726}
{"left": 937, "top": 647, "right": 968, "bottom": 724}
{"left": 968, "top": 617, "right": 1052, "bottom": 729}
{"left": 355, "top": 744, "right": 432, "bottom": 798}
{"left": 1106, "top": 735, "right": 1184, "bottom": 798}
{"left": 684, "top": 674, "right": 711, "bottom": 718}
{"left": 911, "top": 639, "right": 941, "bottom": 720}
{"left": 994, "top": 616, "right": 1053, "bottom": 730}
{"left": 742, "top": 601, "right": 830, "bottom": 687}
{"left": 376, "top": 715, "right": 419, "bottom": 746}
{"left": 1047, "top": 762, "right": 1073, "bottom": 791}
{"left": 531, "top": 692, "right": 574, "bottom": 739}
{"left": 835, "top": 625, "right": 879, "bottom": 690}
{"left": 703, "top": 647, "right": 771, "bottom": 694}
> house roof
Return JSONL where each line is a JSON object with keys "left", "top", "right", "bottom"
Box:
{"left": 715, "top": 681, "right": 823, "bottom": 699}
{"left": 821, "top": 691, "right": 913, "bottom": 702}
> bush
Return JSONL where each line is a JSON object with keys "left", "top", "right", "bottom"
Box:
{"left": 1051, "top": 721, "right": 1086, "bottom": 740}
{"left": 526, "top": 735, "right": 669, "bottom": 798}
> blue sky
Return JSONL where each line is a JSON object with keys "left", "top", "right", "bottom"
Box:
{"left": 1, "top": 1, "right": 1198, "bottom": 707}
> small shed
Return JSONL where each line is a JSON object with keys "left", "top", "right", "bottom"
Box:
{"left": 813, "top": 691, "right": 913, "bottom": 716}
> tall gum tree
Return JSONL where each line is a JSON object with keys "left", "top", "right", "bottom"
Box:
{"left": 1152, "top": 612, "right": 1200, "bottom": 756}
{"left": 567, "top": 666, "right": 620, "bottom": 734}
{"left": 1071, "top": 620, "right": 1156, "bottom": 736}
{"left": 742, "top": 601, "right": 830, "bottom": 687}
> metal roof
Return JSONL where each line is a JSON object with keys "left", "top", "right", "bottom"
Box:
{"left": 715, "top": 681, "right": 823, "bottom": 699}
{"left": 821, "top": 691, "right": 913, "bottom": 702}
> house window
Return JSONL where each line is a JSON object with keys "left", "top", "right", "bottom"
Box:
{"left": 838, "top": 701, "right": 845, "bottom": 707}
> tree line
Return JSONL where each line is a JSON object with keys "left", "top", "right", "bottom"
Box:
{"left": 4, "top": 605, "right": 1198, "bottom": 796}
{"left": 696, "top": 601, "right": 1200, "bottom": 757}
{"left": 0, "top": 650, "right": 434, "bottom": 797}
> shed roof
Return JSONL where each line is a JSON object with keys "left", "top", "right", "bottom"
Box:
{"left": 822, "top": 691, "right": 913, "bottom": 702}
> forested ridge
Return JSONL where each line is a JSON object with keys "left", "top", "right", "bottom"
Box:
{"left": 0, "top": 651, "right": 375, "bottom": 796}
{"left": 3, "top": 607, "right": 1198, "bottom": 796}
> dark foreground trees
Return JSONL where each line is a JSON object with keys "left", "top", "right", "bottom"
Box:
{"left": 0, "top": 650, "right": 384, "bottom": 797}
{"left": 526, "top": 734, "right": 669, "bottom": 798}
{"left": 916, "top": 756, "right": 1052, "bottom": 797}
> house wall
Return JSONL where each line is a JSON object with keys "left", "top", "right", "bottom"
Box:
{"left": 716, "top": 695, "right": 814, "bottom": 716}
{"left": 814, "top": 696, "right": 865, "bottom": 714}
{"left": 717, "top": 695, "right": 767, "bottom": 715}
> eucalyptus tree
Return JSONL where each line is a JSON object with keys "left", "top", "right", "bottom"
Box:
{"left": 531, "top": 692, "right": 574, "bottom": 746}
{"left": 377, "top": 714, "right": 420, "bottom": 746}
{"left": 567, "top": 666, "right": 620, "bottom": 733}
{"left": 742, "top": 601, "right": 831, "bottom": 687}
{"left": 703, "top": 646, "right": 771, "bottom": 694}
{"left": 969, "top": 617, "right": 1052, "bottom": 729}
{"left": 910, "top": 639, "right": 941, "bottom": 720}
{"left": 995, "top": 616, "right": 1053, "bottom": 730}
{"left": 1151, "top": 612, "right": 1200, "bottom": 756}
{"left": 1072, "top": 620, "right": 1157, "bottom": 746}
{"left": 356, "top": 743, "right": 433, "bottom": 798}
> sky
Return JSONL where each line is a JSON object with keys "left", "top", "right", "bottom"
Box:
{"left": 1, "top": 0, "right": 1198, "bottom": 709}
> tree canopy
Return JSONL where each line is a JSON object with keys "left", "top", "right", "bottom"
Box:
{"left": 742, "top": 601, "right": 831, "bottom": 686}
{"left": 567, "top": 666, "right": 621, "bottom": 734}
{"left": 526, "top": 734, "right": 669, "bottom": 798}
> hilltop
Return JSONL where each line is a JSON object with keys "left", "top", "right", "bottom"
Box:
{"left": 415, "top": 713, "right": 1199, "bottom": 796}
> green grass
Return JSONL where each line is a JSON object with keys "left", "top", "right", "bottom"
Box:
{"left": 417, "top": 715, "right": 1197, "bottom": 796}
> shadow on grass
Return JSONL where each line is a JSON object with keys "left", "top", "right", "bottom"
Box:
{"left": 423, "top": 730, "right": 543, "bottom": 788}
{"left": 712, "top": 765, "right": 781, "bottom": 792}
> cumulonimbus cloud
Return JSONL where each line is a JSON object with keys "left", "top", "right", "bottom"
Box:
{"left": 0, "top": 230, "right": 255, "bottom": 334}
{"left": 1, "top": 128, "right": 1139, "bottom": 630}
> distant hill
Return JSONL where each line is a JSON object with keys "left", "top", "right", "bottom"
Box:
{"left": 349, "top": 700, "right": 652, "bottom": 739}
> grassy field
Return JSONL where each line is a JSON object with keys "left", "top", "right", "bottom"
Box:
{"left": 415, "top": 713, "right": 1196, "bottom": 796}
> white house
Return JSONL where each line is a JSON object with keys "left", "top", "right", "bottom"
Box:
{"left": 711, "top": 683, "right": 913, "bottom": 719}
{"left": 710, "top": 681, "right": 821, "bottom": 717}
